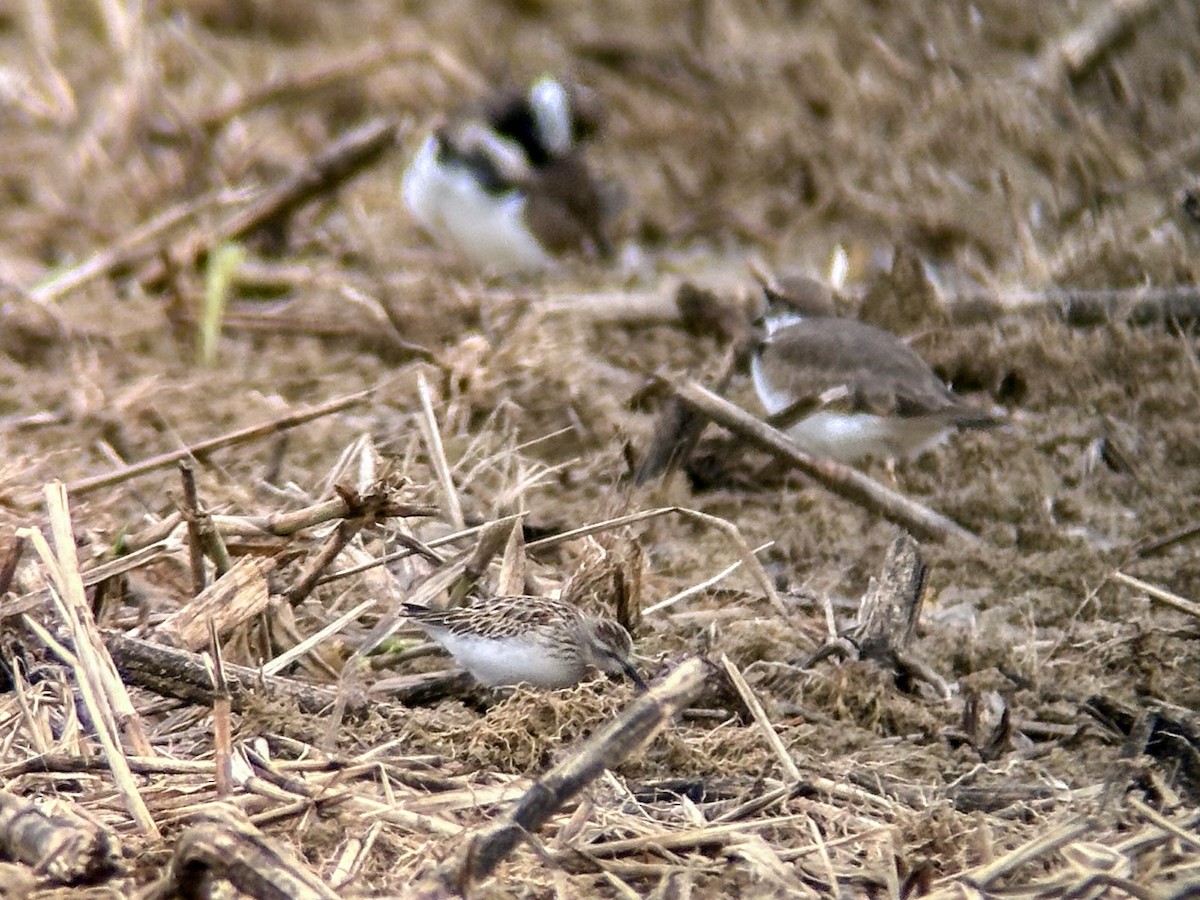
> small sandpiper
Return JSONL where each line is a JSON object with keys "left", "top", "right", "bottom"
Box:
{"left": 750, "top": 274, "right": 1000, "bottom": 464}
{"left": 401, "top": 75, "right": 613, "bottom": 274}
{"left": 403, "top": 595, "right": 645, "bottom": 690}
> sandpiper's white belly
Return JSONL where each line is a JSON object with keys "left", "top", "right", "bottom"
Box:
{"left": 401, "top": 136, "right": 554, "bottom": 274}
{"left": 425, "top": 629, "right": 581, "bottom": 688}
{"left": 752, "top": 355, "right": 949, "bottom": 463}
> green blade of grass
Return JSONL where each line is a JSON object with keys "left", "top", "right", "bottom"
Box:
{"left": 199, "top": 242, "right": 245, "bottom": 366}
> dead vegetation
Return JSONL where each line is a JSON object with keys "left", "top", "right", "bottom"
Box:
{"left": 2, "top": 0, "right": 1200, "bottom": 896}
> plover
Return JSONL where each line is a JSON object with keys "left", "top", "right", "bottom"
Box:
{"left": 401, "top": 75, "right": 612, "bottom": 274}
{"left": 403, "top": 596, "right": 645, "bottom": 690}
{"left": 750, "top": 274, "right": 1000, "bottom": 464}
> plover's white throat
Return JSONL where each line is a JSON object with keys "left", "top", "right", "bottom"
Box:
{"left": 403, "top": 595, "right": 645, "bottom": 690}
{"left": 401, "top": 75, "right": 612, "bottom": 274}
{"left": 751, "top": 275, "right": 1000, "bottom": 464}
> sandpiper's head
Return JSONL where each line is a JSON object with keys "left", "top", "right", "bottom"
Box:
{"left": 582, "top": 618, "right": 646, "bottom": 690}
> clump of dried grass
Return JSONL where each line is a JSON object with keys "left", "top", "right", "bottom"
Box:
{"left": 437, "top": 682, "right": 635, "bottom": 773}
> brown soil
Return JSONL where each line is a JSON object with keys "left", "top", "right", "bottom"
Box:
{"left": 2, "top": 0, "right": 1200, "bottom": 897}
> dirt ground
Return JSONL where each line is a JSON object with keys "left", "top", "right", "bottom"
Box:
{"left": 2, "top": 0, "right": 1200, "bottom": 897}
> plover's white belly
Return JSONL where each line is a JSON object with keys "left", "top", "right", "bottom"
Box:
{"left": 752, "top": 355, "right": 949, "bottom": 463}
{"left": 784, "top": 411, "right": 950, "bottom": 463}
{"left": 401, "top": 136, "right": 554, "bottom": 274}
{"left": 427, "top": 629, "right": 582, "bottom": 688}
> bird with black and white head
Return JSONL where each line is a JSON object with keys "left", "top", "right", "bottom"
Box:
{"left": 401, "top": 75, "right": 614, "bottom": 274}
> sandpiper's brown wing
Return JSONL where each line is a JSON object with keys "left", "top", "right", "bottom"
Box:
{"left": 403, "top": 596, "right": 580, "bottom": 640}
{"left": 759, "top": 317, "right": 989, "bottom": 422}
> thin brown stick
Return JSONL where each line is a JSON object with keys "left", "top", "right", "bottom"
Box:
{"left": 195, "top": 41, "right": 422, "bottom": 131}
{"left": 416, "top": 373, "right": 466, "bottom": 531}
{"left": 177, "top": 460, "right": 207, "bottom": 595}
{"left": 175, "top": 461, "right": 234, "bottom": 577}
{"left": 208, "top": 622, "right": 234, "bottom": 798}
{"left": 106, "top": 630, "right": 462, "bottom": 715}
{"left": 0, "top": 755, "right": 225, "bottom": 779}
{"left": 1133, "top": 519, "right": 1200, "bottom": 557}
{"left": 216, "top": 116, "right": 394, "bottom": 240}
{"left": 668, "top": 380, "right": 979, "bottom": 544}
{"left": 138, "top": 118, "right": 400, "bottom": 289}
{"left": 64, "top": 387, "right": 375, "bottom": 497}
{"left": 948, "top": 819, "right": 1091, "bottom": 889}
{"left": 286, "top": 518, "right": 361, "bottom": 607}
{"left": 419, "top": 658, "right": 710, "bottom": 894}
{"left": 286, "top": 483, "right": 425, "bottom": 607}
{"left": 215, "top": 495, "right": 437, "bottom": 539}
{"left": 171, "top": 307, "right": 433, "bottom": 364}
{"left": 0, "top": 534, "right": 26, "bottom": 597}
{"left": 1110, "top": 570, "right": 1200, "bottom": 621}
{"left": 28, "top": 189, "right": 248, "bottom": 305}
{"left": 719, "top": 654, "right": 801, "bottom": 781}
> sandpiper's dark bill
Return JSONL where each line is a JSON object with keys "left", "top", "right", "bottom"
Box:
{"left": 751, "top": 275, "right": 1002, "bottom": 464}
{"left": 401, "top": 75, "right": 613, "bottom": 275}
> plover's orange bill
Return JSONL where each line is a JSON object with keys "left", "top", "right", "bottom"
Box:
{"left": 751, "top": 274, "right": 1002, "bottom": 464}
{"left": 403, "top": 595, "right": 646, "bottom": 691}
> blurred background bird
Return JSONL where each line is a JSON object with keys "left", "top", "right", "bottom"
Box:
{"left": 402, "top": 74, "right": 616, "bottom": 275}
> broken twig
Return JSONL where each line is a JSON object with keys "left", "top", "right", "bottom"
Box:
{"left": 667, "top": 381, "right": 979, "bottom": 544}
{"left": 65, "top": 387, "right": 375, "bottom": 497}
{"left": 419, "top": 658, "right": 709, "bottom": 894}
